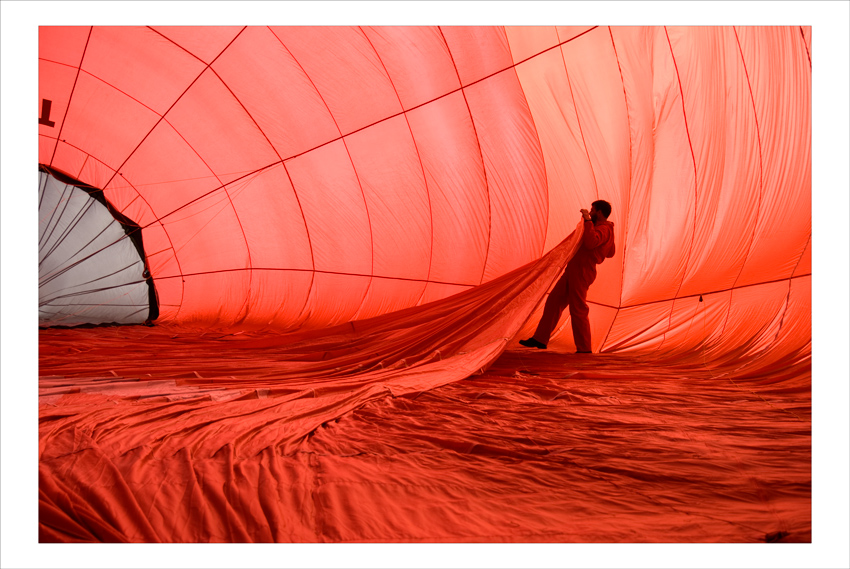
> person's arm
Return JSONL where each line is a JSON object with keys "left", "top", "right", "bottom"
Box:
{"left": 581, "top": 221, "right": 612, "bottom": 250}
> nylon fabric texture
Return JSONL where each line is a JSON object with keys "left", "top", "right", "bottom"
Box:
{"left": 36, "top": 25, "right": 811, "bottom": 544}
{"left": 37, "top": 25, "right": 811, "bottom": 352}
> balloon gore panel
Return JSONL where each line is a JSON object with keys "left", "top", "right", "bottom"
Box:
{"left": 36, "top": 26, "right": 810, "bottom": 359}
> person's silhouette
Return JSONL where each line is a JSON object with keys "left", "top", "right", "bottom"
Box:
{"left": 520, "top": 200, "right": 615, "bottom": 353}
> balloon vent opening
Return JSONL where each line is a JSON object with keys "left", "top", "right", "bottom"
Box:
{"left": 38, "top": 166, "right": 158, "bottom": 328}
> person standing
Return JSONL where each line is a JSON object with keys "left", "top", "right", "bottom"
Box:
{"left": 520, "top": 200, "right": 615, "bottom": 353}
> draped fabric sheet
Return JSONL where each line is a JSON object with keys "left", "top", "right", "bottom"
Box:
{"left": 38, "top": 315, "right": 811, "bottom": 543}
{"left": 33, "top": 24, "right": 813, "bottom": 545}
{"left": 37, "top": 221, "right": 811, "bottom": 543}
{"left": 39, "top": 226, "right": 606, "bottom": 541}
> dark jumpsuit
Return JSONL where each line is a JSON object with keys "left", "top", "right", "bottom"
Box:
{"left": 531, "top": 219, "right": 615, "bottom": 352}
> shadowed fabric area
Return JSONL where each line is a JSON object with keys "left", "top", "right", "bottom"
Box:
{"left": 39, "top": 307, "right": 810, "bottom": 542}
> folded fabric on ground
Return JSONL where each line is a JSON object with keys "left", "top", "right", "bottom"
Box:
{"left": 38, "top": 337, "right": 811, "bottom": 543}
{"left": 37, "top": 221, "right": 811, "bottom": 543}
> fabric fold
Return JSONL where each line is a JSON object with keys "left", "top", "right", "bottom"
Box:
{"left": 39, "top": 224, "right": 585, "bottom": 541}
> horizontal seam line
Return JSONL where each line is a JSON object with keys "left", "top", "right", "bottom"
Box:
{"left": 154, "top": 267, "right": 478, "bottom": 288}
{"left": 153, "top": 268, "right": 810, "bottom": 310}
{"left": 613, "top": 273, "right": 812, "bottom": 310}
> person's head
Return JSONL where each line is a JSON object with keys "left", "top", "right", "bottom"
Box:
{"left": 590, "top": 200, "right": 612, "bottom": 222}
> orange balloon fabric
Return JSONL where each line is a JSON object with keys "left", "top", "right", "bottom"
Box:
{"left": 37, "top": 25, "right": 812, "bottom": 544}
{"left": 38, "top": 25, "right": 810, "bottom": 357}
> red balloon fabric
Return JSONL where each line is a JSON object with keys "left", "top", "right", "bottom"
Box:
{"left": 36, "top": 25, "right": 812, "bottom": 544}
{"left": 38, "top": 25, "right": 811, "bottom": 355}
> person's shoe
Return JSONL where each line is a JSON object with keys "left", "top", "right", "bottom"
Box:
{"left": 519, "top": 338, "right": 547, "bottom": 349}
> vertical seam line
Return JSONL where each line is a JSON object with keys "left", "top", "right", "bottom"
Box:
{"left": 358, "top": 26, "right": 433, "bottom": 312}
{"left": 506, "top": 27, "right": 550, "bottom": 259}
{"left": 654, "top": 27, "right": 700, "bottom": 354}
{"left": 269, "top": 27, "right": 375, "bottom": 324}
{"left": 48, "top": 27, "right": 93, "bottom": 167}
{"left": 715, "top": 26, "right": 767, "bottom": 342}
{"left": 438, "top": 26, "right": 493, "bottom": 286}
{"left": 600, "top": 26, "right": 631, "bottom": 352}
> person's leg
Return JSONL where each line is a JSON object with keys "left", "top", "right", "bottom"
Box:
{"left": 567, "top": 272, "right": 593, "bottom": 353}
{"left": 529, "top": 270, "right": 570, "bottom": 346}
